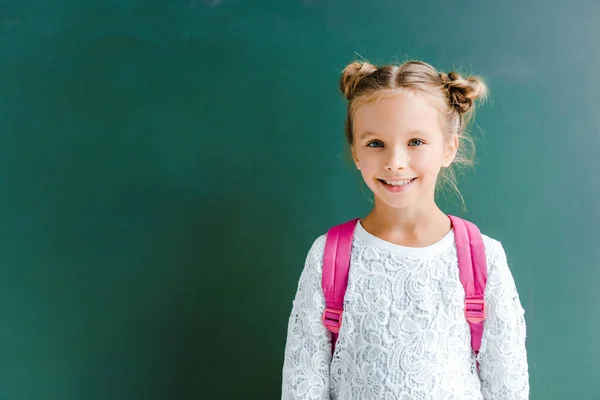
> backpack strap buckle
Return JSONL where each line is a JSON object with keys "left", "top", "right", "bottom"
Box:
{"left": 464, "top": 298, "right": 486, "bottom": 324}
{"left": 322, "top": 307, "right": 343, "bottom": 333}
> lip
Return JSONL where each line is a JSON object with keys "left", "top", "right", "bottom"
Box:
{"left": 379, "top": 177, "right": 416, "bottom": 181}
{"left": 378, "top": 177, "right": 417, "bottom": 193}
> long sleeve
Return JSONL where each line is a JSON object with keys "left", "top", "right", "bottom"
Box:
{"left": 477, "top": 239, "right": 530, "bottom": 399}
{"left": 282, "top": 236, "right": 332, "bottom": 400}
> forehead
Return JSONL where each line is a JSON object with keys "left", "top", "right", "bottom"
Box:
{"left": 354, "top": 91, "right": 444, "bottom": 139}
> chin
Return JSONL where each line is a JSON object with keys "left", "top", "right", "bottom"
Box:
{"left": 382, "top": 199, "right": 417, "bottom": 210}
{"left": 374, "top": 193, "right": 418, "bottom": 210}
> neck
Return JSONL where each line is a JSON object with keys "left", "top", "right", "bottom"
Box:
{"left": 360, "top": 198, "right": 451, "bottom": 247}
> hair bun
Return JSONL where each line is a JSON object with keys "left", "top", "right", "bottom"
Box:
{"left": 340, "top": 61, "right": 378, "bottom": 100}
{"left": 440, "top": 71, "right": 487, "bottom": 113}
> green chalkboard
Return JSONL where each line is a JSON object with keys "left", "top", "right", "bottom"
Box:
{"left": 1, "top": 0, "right": 599, "bottom": 399}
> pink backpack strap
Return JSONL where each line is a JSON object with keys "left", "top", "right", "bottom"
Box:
{"left": 321, "top": 218, "right": 359, "bottom": 353}
{"left": 448, "top": 215, "right": 488, "bottom": 356}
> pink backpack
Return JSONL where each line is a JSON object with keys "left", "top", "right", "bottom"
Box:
{"left": 321, "top": 215, "right": 488, "bottom": 358}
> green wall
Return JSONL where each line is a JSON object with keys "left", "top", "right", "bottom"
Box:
{"left": 1, "top": 0, "right": 599, "bottom": 398}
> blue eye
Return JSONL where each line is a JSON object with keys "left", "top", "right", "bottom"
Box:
{"left": 408, "top": 139, "right": 424, "bottom": 147}
{"left": 367, "top": 140, "right": 384, "bottom": 148}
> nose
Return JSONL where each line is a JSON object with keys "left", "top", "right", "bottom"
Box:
{"left": 384, "top": 146, "right": 408, "bottom": 171}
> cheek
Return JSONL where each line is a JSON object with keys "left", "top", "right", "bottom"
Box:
{"left": 355, "top": 148, "right": 373, "bottom": 164}
{"left": 358, "top": 152, "right": 382, "bottom": 173}
{"left": 413, "top": 150, "right": 444, "bottom": 175}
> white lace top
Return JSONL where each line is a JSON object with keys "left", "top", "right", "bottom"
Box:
{"left": 282, "top": 220, "right": 529, "bottom": 399}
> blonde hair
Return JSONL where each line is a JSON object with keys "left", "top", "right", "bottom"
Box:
{"left": 340, "top": 59, "right": 488, "bottom": 207}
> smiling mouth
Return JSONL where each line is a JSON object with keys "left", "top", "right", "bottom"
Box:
{"left": 377, "top": 177, "right": 417, "bottom": 193}
{"left": 378, "top": 177, "right": 417, "bottom": 186}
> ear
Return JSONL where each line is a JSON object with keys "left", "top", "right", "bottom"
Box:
{"left": 442, "top": 135, "right": 459, "bottom": 167}
{"left": 352, "top": 145, "right": 361, "bottom": 170}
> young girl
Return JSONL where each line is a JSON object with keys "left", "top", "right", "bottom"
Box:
{"left": 281, "top": 60, "right": 529, "bottom": 399}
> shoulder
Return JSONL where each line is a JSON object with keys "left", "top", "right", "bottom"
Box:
{"left": 481, "top": 233, "right": 507, "bottom": 264}
{"left": 478, "top": 232, "right": 526, "bottom": 316}
{"left": 297, "top": 233, "right": 327, "bottom": 280}
{"left": 305, "top": 233, "right": 327, "bottom": 263}
{"left": 479, "top": 232, "right": 518, "bottom": 288}
{"left": 301, "top": 218, "right": 356, "bottom": 274}
{"left": 453, "top": 217, "right": 508, "bottom": 268}
{"left": 304, "top": 219, "right": 357, "bottom": 263}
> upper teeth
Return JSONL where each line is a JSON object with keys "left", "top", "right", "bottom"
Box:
{"left": 384, "top": 179, "right": 413, "bottom": 186}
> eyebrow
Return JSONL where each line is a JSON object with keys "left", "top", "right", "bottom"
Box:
{"left": 359, "top": 130, "right": 378, "bottom": 141}
{"left": 358, "top": 129, "right": 431, "bottom": 141}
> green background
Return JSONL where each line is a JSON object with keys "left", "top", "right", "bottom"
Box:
{"left": 1, "top": 0, "right": 599, "bottom": 398}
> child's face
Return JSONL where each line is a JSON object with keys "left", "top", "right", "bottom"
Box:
{"left": 352, "top": 91, "right": 457, "bottom": 210}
